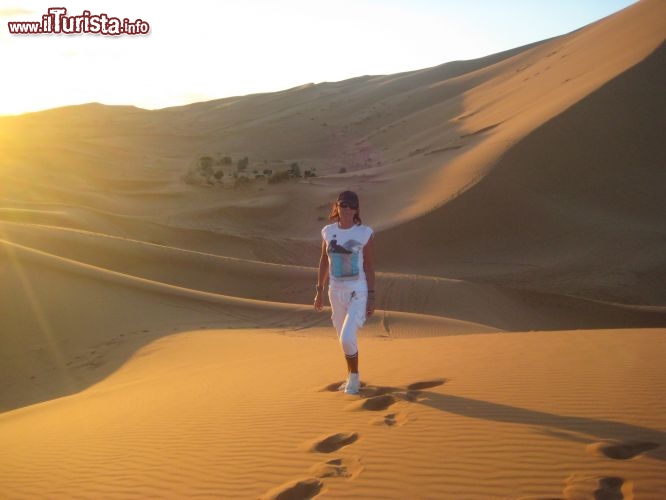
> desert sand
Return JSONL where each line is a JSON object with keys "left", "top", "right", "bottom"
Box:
{"left": 1, "top": 0, "right": 665, "bottom": 498}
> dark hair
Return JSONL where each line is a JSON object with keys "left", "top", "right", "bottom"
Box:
{"left": 328, "top": 202, "right": 362, "bottom": 225}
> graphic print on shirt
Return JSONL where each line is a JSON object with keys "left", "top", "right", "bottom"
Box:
{"left": 328, "top": 236, "right": 363, "bottom": 280}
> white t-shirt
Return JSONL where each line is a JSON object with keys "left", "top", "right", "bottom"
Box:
{"left": 321, "top": 223, "right": 373, "bottom": 290}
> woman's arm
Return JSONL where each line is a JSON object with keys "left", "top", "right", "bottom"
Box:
{"left": 314, "top": 240, "right": 329, "bottom": 311}
{"left": 363, "top": 235, "right": 376, "bottom": 317}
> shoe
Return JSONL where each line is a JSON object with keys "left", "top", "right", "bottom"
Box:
{"left": 344, "top": 373, "right": 360, "bottom": 394}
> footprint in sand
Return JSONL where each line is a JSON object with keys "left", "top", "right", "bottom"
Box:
{"left": 259, "top": 477, "right": 323, "bottom": 500}
{"left": 320, "top": 381, "right": 347, "bottom": 392}
{"left": 371, "top": 411, "right": 408, "bottom": 428}
{"left": 323, "top": 378, "right": 446, "bottom": 431}
{"left": 306, "top": 432, "right": 359, "bottom": 453}
{"left": 348, "top": 394, "right": 398, "bottom": 412}
{"left": 321, "top": 379, "right": 445, "bottom": 396}
{"left": 587, "top": 440, "right": 659, "bottom": 460}
{"left": 271, "top": 434, "right": 360, "bottom": 498}
{"left": 562, "top": 474, "right": 630, "bottom": 500}
{"left": 330, "top": 378, "right": 447, "bottom": 417}
{"left": 309, "top": 456, "right": 363, "bottom": 480}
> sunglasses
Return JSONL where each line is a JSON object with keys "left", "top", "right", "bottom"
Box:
{"left": 337, "top": 202, "right": 358, "bottom": 209}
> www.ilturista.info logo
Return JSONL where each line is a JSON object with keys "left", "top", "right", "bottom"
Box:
{"left": 8, "top": 7, "right": 150, "bottom": 36}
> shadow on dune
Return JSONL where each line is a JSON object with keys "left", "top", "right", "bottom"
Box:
{"left": 412, "top": 391, "right": 665, "bottom": 461}
{"left": 0, "top": 237, "right": 334, "bottom": 414}
{"left": 376, "top": 42, "right": 666, "bottom": 307}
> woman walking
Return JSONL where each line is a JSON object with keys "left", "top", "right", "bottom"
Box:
{"left": 314, "top": 191, "right": 375, "bottom": 394}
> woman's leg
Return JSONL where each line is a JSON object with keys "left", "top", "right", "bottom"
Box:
{"left": 345, "top": 352, "right": 359, "bottom": 374}
{"left": 330, "top": 288, "right": 350, "bottom": 363}
{"left": 329, "top": 288, "right": 347, "bottom": 337}
{"left": 339, "top": 293, "right": 366, "bottom": 363}
{"left": 339, "top": 292, "right": 367, "bottom": 395}
{"left": 330, "top": 289, "right": 366, "bottom": 393}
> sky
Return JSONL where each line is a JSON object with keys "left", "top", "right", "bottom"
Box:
{"left": 0, "top": 0, "right": 637, "bottom": 116}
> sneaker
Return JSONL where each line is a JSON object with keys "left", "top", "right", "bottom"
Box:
{"left": 344, "top": 373, "right": 360, "bottom": 394}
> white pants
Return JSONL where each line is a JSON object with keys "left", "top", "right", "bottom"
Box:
{"left": 329, "top": 287, "right": 367, "bottom": 358}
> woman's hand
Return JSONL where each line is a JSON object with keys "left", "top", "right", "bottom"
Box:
{"left": 314, "top": 291, "right": 324, "bottom": 312}
{"left": 366, "top": 294, "right": 375, "bottom": 317}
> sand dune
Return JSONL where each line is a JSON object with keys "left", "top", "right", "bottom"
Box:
{"left": 2, "top": 221, "right": 663, "bottom": 336}
{"left": 2, "top": 328, "right": 665, "bottom": 498}
{"left": 1, "top": 0, "right": 665, "bottom": 498}
{"left": 2, "top": 235, "right": 496, "bottom": 412}
{"left": 378, "top": 37, "right": 666, "bottom": 305}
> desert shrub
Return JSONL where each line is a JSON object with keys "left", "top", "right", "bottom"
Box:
{"left": 199, "top": 156, "right": 214, "bottom": 168}
{"left": 237, "top": 156, "right": 249, "bottom": 171}
{"left": 199, "top": 156, "right": 214, "bottom": 175}
{"left": 268, "top": 170, "right": 291, "bottom": 184}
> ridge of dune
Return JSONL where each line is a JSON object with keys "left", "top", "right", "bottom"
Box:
{"left": 3, "top": 220, "right": 664, "bottom": 333}
{"left": 1, "top": 233, "right": 498, "bottom": 413}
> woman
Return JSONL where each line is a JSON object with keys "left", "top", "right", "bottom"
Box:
{"left": 314, "top": 190, "right": 375, "bottom": 394}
